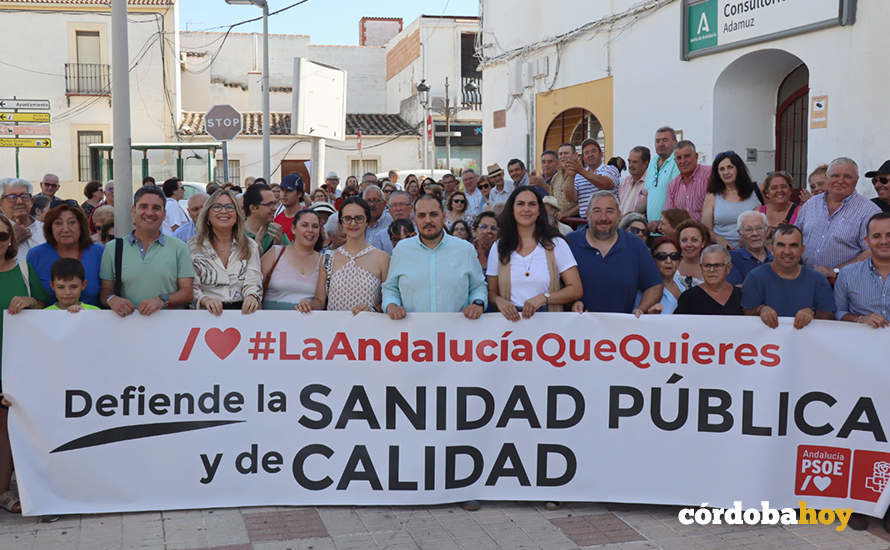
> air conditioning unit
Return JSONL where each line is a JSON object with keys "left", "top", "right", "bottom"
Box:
{"left": 509, "top": 59, "right": 524, "bottom": 96}
{"left": 535, "top": 56, "right": 549, "bottom": 78}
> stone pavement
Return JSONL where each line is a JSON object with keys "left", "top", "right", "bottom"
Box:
{"left": 2, "top": 499, "right": 890, "bottom": 550}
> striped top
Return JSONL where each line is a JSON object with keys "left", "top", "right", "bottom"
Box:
{"left": 834, "top": 259, "right": 890, "bottom": 320}
{"left": 797, "top": 192, "right": 881, "bottom": 268}
{"left": 575, "top": 164, "right": 621, "bottom": 217}
{"left": 664, "top": 164, "right": 711, "bottom": 221}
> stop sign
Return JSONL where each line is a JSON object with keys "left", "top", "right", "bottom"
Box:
{"left": 204, "top": 104, "right": 242, "bottom": 141}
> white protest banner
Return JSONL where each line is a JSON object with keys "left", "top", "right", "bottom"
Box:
{"left": 4, "top": 311, "right": 890, "bottom": 516}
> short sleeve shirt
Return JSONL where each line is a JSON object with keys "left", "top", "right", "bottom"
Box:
{"left": 486, "top": 238, "right": 576, "bottom": 306}
{"left": 740, "top": 264, "right": 835, "bottom": 316}
{"left": 100, "top": 233, "right": 195, "bottom": 306}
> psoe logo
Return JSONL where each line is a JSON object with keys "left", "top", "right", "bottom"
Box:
{"left": 678, "top": 501, "right": 853, "bottom": 531}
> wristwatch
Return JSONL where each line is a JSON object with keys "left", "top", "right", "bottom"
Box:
{"left": 472, "top": 299, "right": 485, "bottom": 308}
{"left": 159, "top": 293, "right": 170, "bottom": 308}
{"left": 544, "top": 292, "right": 551, "bottom": 304}
{"left": 832, "top": 267, "right": 840, "bottom": 276}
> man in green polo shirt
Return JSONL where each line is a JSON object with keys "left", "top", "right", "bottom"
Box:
{"left": 100, "top": 186, "right": 194, "bottom": 317}
{"left": 243, "top": 182, "right": 290, "bottom": 254}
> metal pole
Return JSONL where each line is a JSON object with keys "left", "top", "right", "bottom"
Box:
{"left": 111, "top": 0, "right": 133, "bottom": 236}
{"left": 311, "top": 138, "right": 325, "bottom": 192}
{"left": 445, "top": 78, "right": 451, "bottom": 172}
{"left": 422, "top": 106, "right": 428, "bottom": 171}
{"left": 261, "top": 1, "right": 271, "bottom": 184}
{"left": 222, "top": 141, "right": 229, "bottom": 184}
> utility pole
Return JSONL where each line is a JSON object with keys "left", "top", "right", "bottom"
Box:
{"left": 444, "top": 77, "right": 451, "bottom": 172}
{"left": 111, "top": 0, "right": 133, "bottom": 235}
{"left": 261, "top": 1, "right": 270, "bottom": 184}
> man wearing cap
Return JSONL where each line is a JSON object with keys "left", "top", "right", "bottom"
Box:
{"left": 273, "top": 173, "right": 306, "bottom": 242}
{"left": 867, "top": 160, "right": 890, "bottom": 213}
{"left": 543, "top": 195, "right": 572, "bottom": 236}
{"left": 487, "top": 163, "right": 512, "bottom": 204}
{"left": 324, "top": 171, "right": 342, "bottom": 201}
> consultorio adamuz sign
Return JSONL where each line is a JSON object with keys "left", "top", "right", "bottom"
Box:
{"left": 683, "top": 0, "right": 856, "bottom": 59}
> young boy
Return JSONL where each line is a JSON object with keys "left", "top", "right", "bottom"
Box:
{"left": 46, "top": 258, "right": 99, "bottom": 313}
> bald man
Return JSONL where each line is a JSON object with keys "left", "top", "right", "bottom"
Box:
{"left": 173, "top": 193, "right": 209, "bottom": 242}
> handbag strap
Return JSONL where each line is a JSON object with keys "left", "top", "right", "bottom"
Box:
{"left": 545, "top": 246, "right": 563, "bottom": 312}
{"left": 262, "top": 246, "right": 287, "bottom": 294}
{"left": 114, "top": 237, "right": 124, "bottom": 297}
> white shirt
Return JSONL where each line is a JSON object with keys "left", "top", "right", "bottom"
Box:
{"left": 16, "top": 220, "right": 45, "bottom": 263}
{"left": 162, "top": 197, "right": 190, "bottom": 236}
{"left": 465, "top": 188, "right": 485, "bottom": 217}
{"left": 486, "top": 238, "right": 576, "bottom": 306}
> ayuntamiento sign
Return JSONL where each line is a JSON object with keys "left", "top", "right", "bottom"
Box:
{"left": 684, "top": 0, "right": 856, "bottom": 59}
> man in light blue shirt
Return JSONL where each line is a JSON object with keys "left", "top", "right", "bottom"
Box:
{"left": 645, "top": 126, "right": 681, "bottom": 222}
{"left": 383, "top": 194, "right": 487, "bottom": 318}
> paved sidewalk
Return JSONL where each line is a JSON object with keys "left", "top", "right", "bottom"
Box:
{"left": 2, "top": 499, "right": 890, "bottom": 550}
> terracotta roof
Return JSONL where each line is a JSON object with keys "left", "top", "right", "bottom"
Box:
{"left": 179, "top": 112, "right": 417, "bottom": 137}
{"left": 0, "top": 0, "right": 174, "bottom": 5}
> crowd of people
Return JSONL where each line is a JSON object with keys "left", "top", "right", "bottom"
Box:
{"left": 0, "top": 125, "right": 888, "bottom": 524}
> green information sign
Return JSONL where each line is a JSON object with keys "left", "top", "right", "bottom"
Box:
{"left": 687, "top": 0, "right": 718, "bottom": 52}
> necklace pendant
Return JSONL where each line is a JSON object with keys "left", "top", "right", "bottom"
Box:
{"left": 525, "top": 271, "right": 530, "bottom": 277}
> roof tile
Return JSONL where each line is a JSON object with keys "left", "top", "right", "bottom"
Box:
{"left": 179, "top": 112, "right": 417, "bottom": 137}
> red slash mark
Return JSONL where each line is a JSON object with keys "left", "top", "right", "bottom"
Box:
{"left": 179, "top": 328, "right": 200, "bottom": 361}
{"left": 205, "top": 328, "right": 242, "bottom": 360}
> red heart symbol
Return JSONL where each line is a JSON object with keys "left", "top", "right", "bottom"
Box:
{"left": 204, "top": 328, "right": 241, "bottom": 360}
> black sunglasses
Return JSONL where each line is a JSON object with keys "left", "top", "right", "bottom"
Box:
{"left": 0, "top": 231, "right": 10, "bottom": 242}
{"left": 873, "top": 176, "right": 889, "bottom": 185}
{"left": 628, "top": 226, "right": 647, "bottom": 235}
{"left": 654, "top": 252, "right": 682, "bottom": 261}
{"left": 478, "top": 184, "right": 490, "bottom": 189}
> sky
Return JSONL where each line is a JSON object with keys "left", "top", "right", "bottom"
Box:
{"left": 179, "top": 0, "right": 479, "bottom": 45}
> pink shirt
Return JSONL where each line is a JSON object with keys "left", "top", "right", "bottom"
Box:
{"left": 665, "top": 164, "right": 711, "bottom": 221}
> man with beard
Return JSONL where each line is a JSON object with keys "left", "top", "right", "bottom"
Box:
{"left": 382, "top": 194, "right": 487, "bottom": 319}
{"left": 566, "top": 191, "right": 662, "bottom": 314}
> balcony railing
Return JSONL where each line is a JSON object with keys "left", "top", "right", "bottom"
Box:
{"left": 461, "top": 76, "right": 482, "bottom": 110}
{"left": 65, "top": 63, "right": 110, "bottom": 95}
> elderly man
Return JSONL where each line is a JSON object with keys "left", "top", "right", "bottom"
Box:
{"left": 543, "top": 196, "right": 571, "bottom": 236}
{"left": 34, "top": 173, "right": 61, "bottom": 206}
{"left": 102, "top": 181, "right": 115, "bottom": 207}
{"left": 360, "top": 172, "right": 378, "bottom": 192}
{"left": 0, "top": 178, "right": 45, "bottom": 261}
{"left": 551, "top": 143, "right": 578, "bottom": 217}
{"left": 645, "top": 126, "right": 681, "bottom": 222}
{"left": 100, "top": 186, "right": 194, "bottom": 317}
{"left": 618, "top": 146, "right": 650, "bottom": 215}
{"left": 663, "top": 140, "right": 709, "bottom": 221}
{"left": 796, "top": 157, "right": 881, "bottom": 282}
{"left": 173, "top": 193, "right": 209, "bottom": 243}
{"left": 571, "top": 139, "right": 620, "bottom": 218}
{"left": 507, "top": 158, "right": 529, "bottom": 189}
{"left": 324, "top": 171, "right": 342, "bottom": 200}
{"left": 364, "top": 185, "right": 393, "bottom": 253}
{"left": 387, "top": 190, "right": 413, "bottom": 223}
{"left": 566, "top": 191, "right": 662, "bottom": 314}
{"left": 440, "top": 173, "right": 459, "bottom": 200}
{"left": 742, "top": 224, "right": 834, "bottom": 329}
{"left": 382, "top": 194, "right": 486, "bottom": 318}
{"left": 834, "top": 212, "right": 890, "bottom": 328}
{"left": 728, "top": 211, "right": 773, "bottom": 285}
{"left": 487, "top": 163, "right": 511, "bottom": 204}
{"left": 461, "top": 169, "right": 484, "bottom": 216}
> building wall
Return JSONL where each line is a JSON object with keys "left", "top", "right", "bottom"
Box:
{"left": 0, "top": 7, "right": 177, "bottom": 199}
{"left": 481, "top": 0, "right": 890, "bottom": 196}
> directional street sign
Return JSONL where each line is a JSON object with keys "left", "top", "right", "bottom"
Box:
{"left": 0, "top": 112, "right": 51, "bottom": 123}
{"left": 0, "top": 138, "right": 51, "bottom": 148}
{"left": 0, "top": 124, "right": 51, "bottom": 136}
{"left": 204, "top": 105, "right": 242, "bottom": 141}
{"left": 0, "top": 99, "right": 50, "bottom": 110}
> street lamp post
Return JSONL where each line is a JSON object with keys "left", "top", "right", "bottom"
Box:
{"left": 225, "top": 0, "right": 270, "bottom": 183}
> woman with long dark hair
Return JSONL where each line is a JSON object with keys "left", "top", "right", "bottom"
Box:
{"left": 701, "top": 151, "right": 761, "bottom": 248}
{"left": 486, "top": 186, "right": 582, "bottom": 320}
{"left": 261, "top": 209, "right": 323, "bottom": 310}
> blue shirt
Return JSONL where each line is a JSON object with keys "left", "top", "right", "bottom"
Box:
{"left": 366, "top": 211, "right": 393, "bottom": 254}
{"left": 741, "top": 264, "right": 835, "bottom": 316}
{"left": 834, "top": 259, "right": 890, "bottom": 320}
{"left": 645, "top": 153, "right": 680, "bottom": 221}
{"left": 26, "top": 242, "right": 105, "bottom": 306}
{"left": 566, "top": 228, "right": 661, "bottom": 313}
{"left": 173, "top": 221, "right": 196, "bottom": 243}
{"left": 728, "top": 247, "right": 773, "bottom": 286}
{"left": 382, "top": 233, "right": 487, "bottom": 312}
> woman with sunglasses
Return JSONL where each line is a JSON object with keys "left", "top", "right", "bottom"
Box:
{"left": 297, "top": 197, "right": 389, "bottom": 315}
{"left": 619, "top": 213, "right": 649, "bottom": 244}
{"left": 445, "top": 191, "right": 472, "bottom": 230}
{"left": 637, "top": 236, "right": 682, "bottom": 314}
{"left": 476, "top": 175, "right": 492, "bottom": 209}
{"left": 759, "top": 172, "right": 800, "bottom": 236}
{"left": 0, "top": 213, "right": 49, "bottom": 514}
{"left": 675, "top": 219, "right": 710, "bottom": 291}
{"left": 675, "top": 244, "right": 743, "bottom": 315}
{"left": 701, "top": 151, "right": 761, "bottom": 248}
{"left": 190, "top": 190, "right": 262, "bottom": 315}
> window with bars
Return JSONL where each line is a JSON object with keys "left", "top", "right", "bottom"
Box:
{"left": 215, "top": 159, "right": 241, "bottom": 184}
{"left": 77, "top": 131, "right": 103, "bottom": 182}
{"left": 350, "top": 159, "right": 378, "bottom": 178}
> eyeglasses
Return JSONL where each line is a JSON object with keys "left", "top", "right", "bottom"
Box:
{"left": 477, "top": 223, "right": 497, "bottom": 231}
{"left": 0, "top": 231, "right": 10, "bottom": 242}
{"left": 627, "top": 226, "right": 647, "bottom": 235}
{"left": 874, "top": 176, "right": 889, "bottom": 185}
{"left": 478, "top": 184, "right": 491, "bottom": 190}
{"left": 342, "top": 215, "right": 366, "bottom": 225}
{"left": 259, "top": 200, "right": 277, "bottom": 208}
{"left": 42, "top": 182, "right": 60, "bottom": 189}
{"left": 2, "top": 193, "right": 31, "bottom": 202}
{"left": 702, "top": 263, "right": 728, "bottom": 271}
{"left": 452, "top": 199, "right": 466, "bottom": 204}
{"left": 740, "top": 226, "right": 767, "bottom": 235}
{"left": 210, "top": 204, "right": 237, "bottom": 212}
{"left": 653, "top": 252, "right": 682, "bottom": 261}
{"left": 366, "top": 198, "right": 384, "bottom": 204}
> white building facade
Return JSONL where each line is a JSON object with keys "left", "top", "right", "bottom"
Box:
{"left": 480, "top": 0, "right": 889, "bottom": 197}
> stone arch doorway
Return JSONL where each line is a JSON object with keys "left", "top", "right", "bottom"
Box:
{"left": 713, "top": 49, "right": 809, "bottom": 188}
{"left": 542, "top": 107, "right": 605, "bottom": 153}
